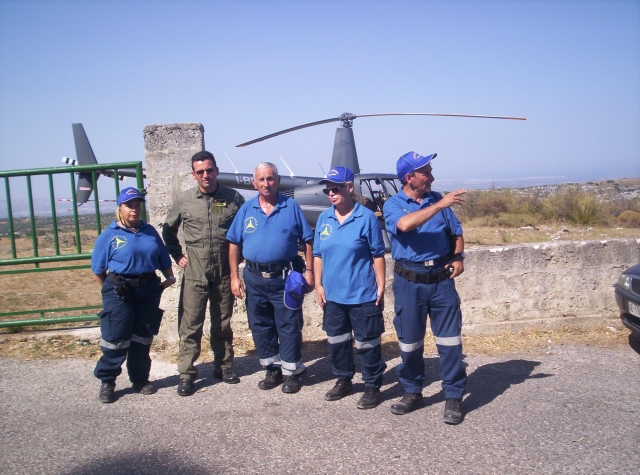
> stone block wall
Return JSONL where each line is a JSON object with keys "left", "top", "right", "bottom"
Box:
{"left": 456, "top": 239, "right": 639, "bottom": 334}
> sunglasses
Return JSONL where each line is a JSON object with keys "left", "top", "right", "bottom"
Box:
{"left": 194, "top": 168, "right": 216, "bottom": 176}
{"left": 322, "top": 185, "right": 344, "bottom": 195}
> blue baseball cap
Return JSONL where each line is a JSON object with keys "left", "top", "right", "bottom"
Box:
{"left": 396, "top": 151, "right": 437, "bottom": 181}
{"left": 117, "top": 187, "right": 145, "bottom": 206}
{"left": 319, "top": 166, "right": 355, "bottom": 185}
{"left": 284, "top": 270, "right": 309, "bottom": 310}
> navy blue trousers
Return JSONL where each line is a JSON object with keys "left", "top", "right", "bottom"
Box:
{"left": 393, "top": 270, "right": 466, "bottom": 399}
{"left": 323, "top": 300, "right": 387, "bottom": 388}
{"left": 94, "top": 276, "right": 164, "bottom": 384}
{"left": 243, "top": 269, "right": 305, "bottom": 375}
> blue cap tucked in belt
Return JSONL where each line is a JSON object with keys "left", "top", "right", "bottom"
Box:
{"left": 284, "top": 270, "right": 309, "bottom": 310}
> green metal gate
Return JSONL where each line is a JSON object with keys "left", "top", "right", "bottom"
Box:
{"left": 0, "top": 162, "right": 145, "bottom": 328}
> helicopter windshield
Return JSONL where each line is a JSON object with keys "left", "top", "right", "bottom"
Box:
{"left": 358, "top": 177, "right": 402, "bottom": 214}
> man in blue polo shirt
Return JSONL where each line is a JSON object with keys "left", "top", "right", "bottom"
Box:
{"left": 384, "top": 151, "right": 468, "bottom": 424}
{"left": 228, "top": 162, "right": 314, "bottom": 394}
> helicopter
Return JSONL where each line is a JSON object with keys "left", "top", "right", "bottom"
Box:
{"left": 232, "top": 112, "right": 526, "bottom": 229}
{"left": 63, "top": 112, "right": 525, "bottom": 236}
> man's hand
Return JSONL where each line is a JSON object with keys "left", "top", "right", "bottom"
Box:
{"left": 440, "top": 189, "right": 467, "bottom": 208}
{"left": 230, "top": 275, "right": 245, "bottom": 299}
{"left": 304, "top": 269, "right": 315, "bottom": 293}
{"left": 446, "top": 256, "right": 465, "bottom": 278}
{"left": 177, "top": 254, "right": 188, "bottom": 268}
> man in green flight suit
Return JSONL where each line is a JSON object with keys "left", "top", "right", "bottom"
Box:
{"left": 163, "top": 151, "right": 245, "bottom": 396}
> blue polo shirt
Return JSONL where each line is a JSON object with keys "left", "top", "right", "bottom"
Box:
{"left": 313, "top": 202, "right": 385, "bottom": 304}
{"left": 226, "top": 193, "right": 313, "bottom": 263}
{"left": 384, "top": 190, "right": 463, "bottom": 262}
{"left": 91, "top": 221, "right": 172, "bottom": 275}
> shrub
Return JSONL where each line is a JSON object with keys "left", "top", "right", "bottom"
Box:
{"left": 618, "top": 210, "right": 640, "bottom": 227}
{"left": 457, "top": 187, "right": 620, "bottom": 227}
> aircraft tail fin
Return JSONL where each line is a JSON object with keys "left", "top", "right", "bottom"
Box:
{"left": 72, "top": 123, "right": 98, "bottom": 165}
{"left": 71, "top": 123, "right": 99, "bottom": 204}
{"left": 330, "top": 127, "right": 360, "bottom": 174}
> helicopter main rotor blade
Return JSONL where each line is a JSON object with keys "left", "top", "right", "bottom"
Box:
{"left": 236, "top": 111, "right": 526, "bottom": 148}
{"left": 354, "top": 112, "right": 527, "bottom": 121}
{"left": 236, "top": 116, "right": 342, "bottom": 147}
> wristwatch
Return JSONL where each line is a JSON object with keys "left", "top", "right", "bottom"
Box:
{"left": 454, "top": 253, "right": 466, "bottom": 260}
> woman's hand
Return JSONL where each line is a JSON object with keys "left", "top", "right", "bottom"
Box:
{"left": 375, "top": 289, "right": 385, "bottom": 311}
{"left": 315, "top": 285, "right": 326, "bottom": 310}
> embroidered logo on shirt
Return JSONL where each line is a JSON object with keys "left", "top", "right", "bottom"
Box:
{"left": 318, "top": 224, "right": 332, "bottom": 240}
{"left": 210, "top": 199, "right": 226, "bottom": 215}
{"left": 111, "top": 236, "right": 128, "bottom": 249}
{"left": 244, "top": 216, "right": 258, "bottom": 234}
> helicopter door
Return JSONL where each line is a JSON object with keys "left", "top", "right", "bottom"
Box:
{"left": 358, "top": 177, "right": 392, "bottom": 251}
{"left": 358, "top": 179, "right": 383, "bottom": 214}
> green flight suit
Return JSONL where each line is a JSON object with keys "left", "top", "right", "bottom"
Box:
{"left": 162, "top": 184, "right": 245, "bottom": 380}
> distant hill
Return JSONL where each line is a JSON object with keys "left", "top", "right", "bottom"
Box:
{"left": 1, "top": 178, "right": 638, "bottom": 220}
{"left": 0, "top": 198, "right": 116, "bottom": 219}
{"left": 497, "top": 177, "right": 640, "bottom": 202}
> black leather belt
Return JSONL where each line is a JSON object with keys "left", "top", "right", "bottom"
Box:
{"left": 109, "top": 272, "right": 156, "bottom": 287}
{"left": 394, "top": 263, "right": 450, "bottom": 284}
{"left": 245, "top": 260, "right": 291, "bottom": 279}
{"left": 395, "top": 257, "right": 448, "bottom": 268}
{"left": 245, "top": 259, "right": 291, "bottom": 271}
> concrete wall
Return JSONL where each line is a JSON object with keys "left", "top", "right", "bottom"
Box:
{"left": 456, "top": 239, "right": 639, "bottom": 334}
{"left": 212, "top": 239, "right": 639, "bottom": 341}
{"left": 143, "top": 123, "right": 638, "bottom": 342}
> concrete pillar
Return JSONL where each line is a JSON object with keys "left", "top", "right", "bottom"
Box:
{"left": 143, "top": 123, "right": 204, "bottom": 340}
{"left": 143, "top": 123, "right": 204, "bottom": 226}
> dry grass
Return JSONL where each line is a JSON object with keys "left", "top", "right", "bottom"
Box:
{"left": 464, "top": 224, "right": 638, "bottom": 247}
{"left": 0, "top": 233, "right": 101, "bottom": 328}
{"left": 0, "top": 325, "right": 632, "bottom": 363}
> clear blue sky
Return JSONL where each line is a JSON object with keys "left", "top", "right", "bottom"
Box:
{"left": 1, "top": 0, "right": 638, "bottom": 199}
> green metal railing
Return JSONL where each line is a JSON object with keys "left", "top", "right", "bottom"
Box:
{"left": 0, "top": 162, "right": 145, "bottom": 328}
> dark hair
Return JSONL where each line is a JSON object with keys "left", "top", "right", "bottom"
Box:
{"left": 191, "top": 151, "right": 217, "bottom": 170}
{"left": 400, "top": 171, "right": 415, "bottom": 186}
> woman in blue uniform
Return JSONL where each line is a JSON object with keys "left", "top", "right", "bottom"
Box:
{"left": 313, "top": 167, "right": 387, "bottom": 409}
{"left": 91, "top": 187, "right": 176, "bottom": 403}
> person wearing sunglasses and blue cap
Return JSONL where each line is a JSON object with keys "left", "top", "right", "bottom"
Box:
{"left": 383, "top": 151, "right": 468, "bottom": 424}
{"left": 92, "top": 187, "right": 176, "bottom": 403}
{"left": 313, "top": 166, "right": 387, "bottom": 409}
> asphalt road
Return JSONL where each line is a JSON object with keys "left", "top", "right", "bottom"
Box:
{"left": 1, "top": 339, "right": 638, "bottom": 475}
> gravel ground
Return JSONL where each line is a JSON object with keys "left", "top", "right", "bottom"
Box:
{"left": 1, "top": 341, "right": 638, "bottom": 475}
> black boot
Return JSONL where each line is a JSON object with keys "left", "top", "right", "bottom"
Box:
{"left": 177, "top": 378, "right": 194, "bottom": 396}
{"left": 132, "top": 381, "right": 156, "bottom": 395}
{"left": 390, "top": 392, "right": 423, "bottom": 415}
{"left": 98, "top": 381, "right": 116, "bottom": 403}
{"left": 443, "top": 398, "right": 463, "bottom": 425}
{"left": 325, "top": 379, "right": 353, "bottom": 401}
{"left": 357, "top": 387, "right": 381, "bottom": 409}
{"left": 258, "top": 368, "right": 283, "bottom": 390}
{"left": 282, "top": 374, "right": 301, "bottom": 394}
{"left": 213, "top": 368, "right": 240, "bottom": 384}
